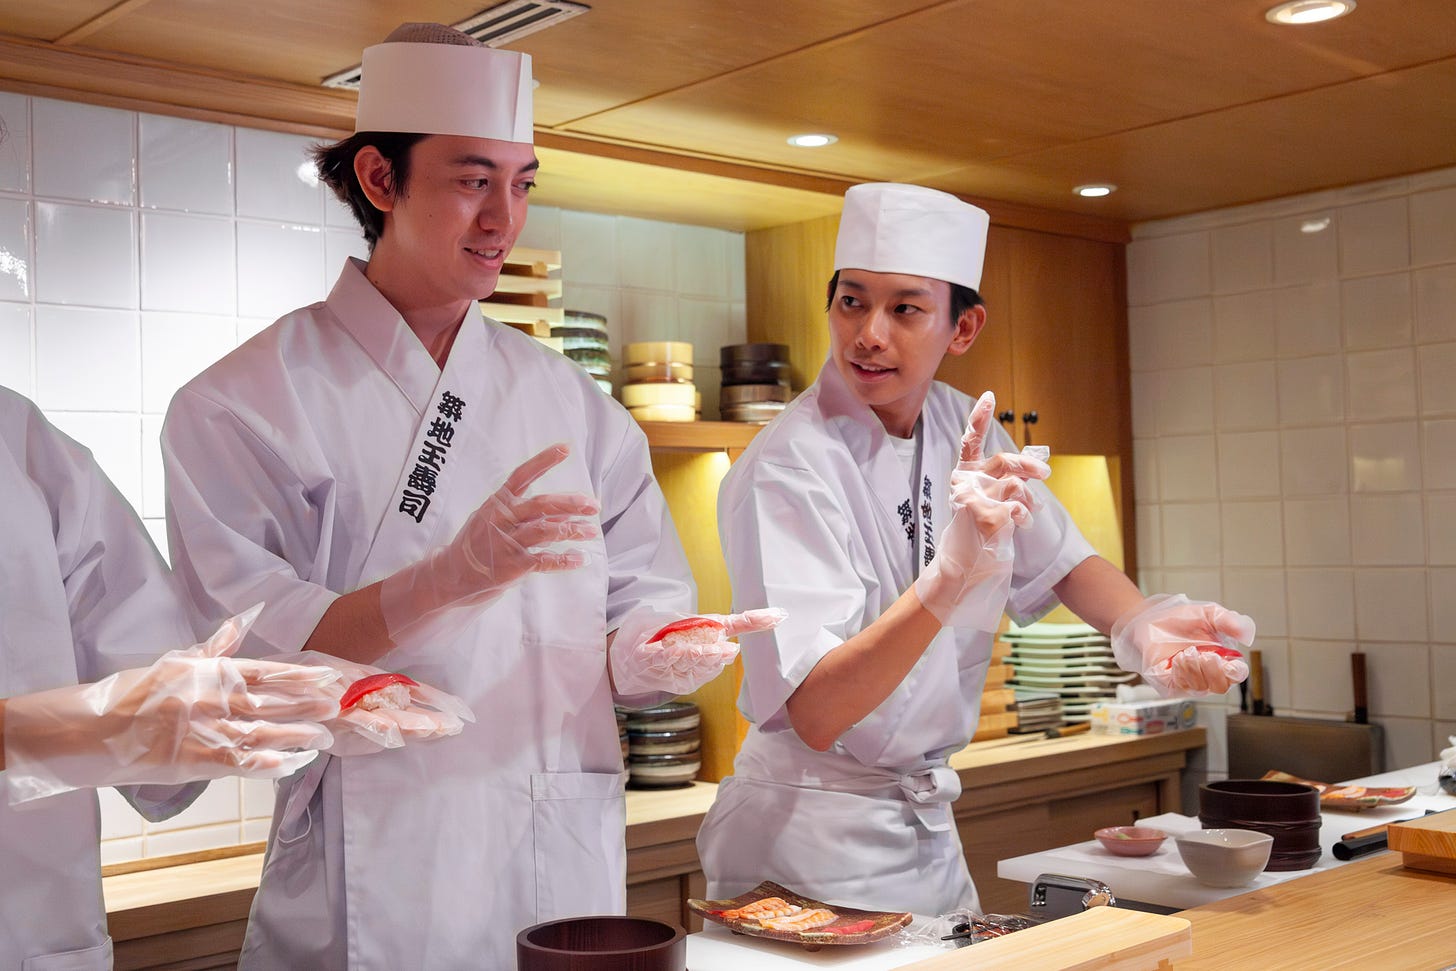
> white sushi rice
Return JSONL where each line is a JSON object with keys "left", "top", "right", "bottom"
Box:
{"left": 357, "top": 682, "right": 411, "bottom": 711}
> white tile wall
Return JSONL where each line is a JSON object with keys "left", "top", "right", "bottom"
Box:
{"left": 1131, "top": 165, "right": 1456, "bottom": 765}
{"left": 0, "top": 94, "right": 747, "bottom": 863}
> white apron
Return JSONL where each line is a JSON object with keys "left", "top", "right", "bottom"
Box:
{"left": 163, "top": 260, "right": 694, "bottom": 970}
{"left": 1, "top": 388, "right": 197, "bottom": 970}
{"left": 696, "top": 360, "right": 1096, "bottom": 916}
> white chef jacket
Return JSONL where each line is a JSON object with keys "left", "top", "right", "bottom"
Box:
{"left": 696, "top": 359, "right": 1095, "bottom": 916}
{"left": 1, "top": 387, "right": 198, "bottom": 971}
{"left": 161, "top": 258, "right": 696, "bottom": 971}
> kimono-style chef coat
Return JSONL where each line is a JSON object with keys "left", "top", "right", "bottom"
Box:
{"left": 1, "top": 387, "right": 198, "bottom": 971}
{"left": 696, "top": 360, "right": 1096, "bottom": 917}
{"left": 161, "top": 258, "right": 696, "bottom": 971}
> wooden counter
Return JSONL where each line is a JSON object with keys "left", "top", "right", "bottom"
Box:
{"left": 1172, "top": 852, "right": 1454, "bottom": 969}
{"left": 102, "top": 732, "right": 1202, "bottom": 969}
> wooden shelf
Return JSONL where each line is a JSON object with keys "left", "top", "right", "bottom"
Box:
{"left": 637, "top": 419, "right": 763, "bottom": 453}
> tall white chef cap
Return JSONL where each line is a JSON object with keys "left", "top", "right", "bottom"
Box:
{"left": 354, "top": 23, "right": 533, "bottom": 144}
{"left": 833, "top": 183, "right": 990, "bottom": 291}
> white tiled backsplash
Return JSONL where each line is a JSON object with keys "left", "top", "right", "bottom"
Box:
{"left": 0, "top": 93, "right": 745, "bottom": 863}
{"left": 1130, "top": 165, "right": 1456, "bottom": 778}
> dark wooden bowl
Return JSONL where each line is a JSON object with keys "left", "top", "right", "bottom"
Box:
{"left": 516, "top": 916, "right": 685, "bottom": 971}
{"left": 1199, "top": 779, "right": 1322, "bottom": 871}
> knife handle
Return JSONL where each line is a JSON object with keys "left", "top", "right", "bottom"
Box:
{"left": 1351, "top": 651, "right": 1369, "bottom": 724}
{"left": 1249, "top": 649, "right": 1266, "bottom": 715}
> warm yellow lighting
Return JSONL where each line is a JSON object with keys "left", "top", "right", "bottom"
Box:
{"left": 787, "top": 133, "right": 838, "bottom": 148}
{"left": 1040, "top": 455, "right": 1124, "bottom": 624}
{"left": 1265, "top": 0, "right": 1355, "bottom": 25}
{"left": 1074, "top": 184, "right": 1116, "bottom": 198}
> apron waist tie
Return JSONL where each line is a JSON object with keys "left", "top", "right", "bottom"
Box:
{"left": 896, "top": 764, "right": 961, "bottom": 833}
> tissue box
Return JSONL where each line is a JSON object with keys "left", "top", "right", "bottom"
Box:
{"left": 1089, "top": 698, "right": 1197, "bottom": 736}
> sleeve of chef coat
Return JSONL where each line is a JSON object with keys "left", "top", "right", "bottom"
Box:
{"left": 983, "top": 423, "right": 1099, "bottom": 625}
{"left": 591, "top": 400, "right": 697, "bottom": 636}
{"left": 718, "top": 459, "right": 861, "bottom": 734}
{"left": 161, "top": 389, "right": 340, "bottom": 657}
{"left": 16, "top": 399, "right": 206, "bottom": 820}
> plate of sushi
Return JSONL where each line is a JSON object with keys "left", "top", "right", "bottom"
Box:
{"left": 688, "top": 881, "right": 912, "bottom": 950}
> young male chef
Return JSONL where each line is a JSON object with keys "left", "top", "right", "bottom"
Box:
{"left": 0, "top": 385, "right": 343, "bottom": 971}
{"left": 696, "top": 183, "right": 1255, "bottom": 916}
{"left": 161, "top": 22, "right": 779, "bottom": 970}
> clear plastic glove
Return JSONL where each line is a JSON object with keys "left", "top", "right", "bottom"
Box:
{"left": 379, "top": 443, "right": 599, "bottom": 642}
{"left": 266, "top": 651, "right": 476, "bottom": 757}
{"left": 3, "top": 608, "right": 338, "bottom": 805}
{"left": 609, "top": 606, "right": 787, "bottom": 697}
{"left": 914, "top": 391, "right": 1049, "bottom": 630}
{"left": 1111, "top": 593, "right": 1256, "bottom": 696}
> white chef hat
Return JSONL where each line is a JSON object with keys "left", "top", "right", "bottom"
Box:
{"left": 354, "top": 23, "right": 533, "bottom": 143}
{"left": 833, "top": 183, "right": 990, "bottom": 291}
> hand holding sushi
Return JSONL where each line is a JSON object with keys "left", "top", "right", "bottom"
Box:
{"left": 263, "top": 652, "right": 475, "bottom": 757}
{"left": 915, "top": 391, "right": 1047, "bottom": 630}
{"left": 608, "top": 607, "right": 787, "bottom": 697}
{"left": 3, "top": 609, "right": 339, "bottom": 804}
{"left": 1111, "top": 593, "right": 1255, "bottom": 696}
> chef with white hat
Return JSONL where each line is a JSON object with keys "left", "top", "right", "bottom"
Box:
{"left": 696, "top": 183, "right": 1254, "bottom": 916}
{"left": 162, "top": 22, "right": 780, "bottom": 970}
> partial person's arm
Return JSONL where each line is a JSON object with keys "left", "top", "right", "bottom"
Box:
{"left": 1, "top": 612, "right": 338, "bottom": 805}
{"left": 785, "top": 586, "right": 943, "bottom": 751}
{"left": 1050, "top": 555, "right": 1147, "bottom": 634}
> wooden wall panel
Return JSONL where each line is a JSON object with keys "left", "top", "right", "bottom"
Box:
{"left": 745, "top": 213, "right": 839, "bottom": 391}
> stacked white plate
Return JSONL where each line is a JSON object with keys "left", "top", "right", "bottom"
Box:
{"left": 1002, "top": 620, "right": 1136, "bottom": 724}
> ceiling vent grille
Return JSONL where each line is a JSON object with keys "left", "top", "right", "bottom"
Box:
{"left": 322, "top": 0, "right": 589, "bottom": 90}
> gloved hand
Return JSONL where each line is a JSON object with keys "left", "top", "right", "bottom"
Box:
{"left": 267, "top": 651, "right": 475, "bottom": 757}
{"left": 1111, "top": 593, "right": 1256, "bottom": 696}
{"left": 915, "top": 391, "right": 1048, "bottom": 630}
{"left": 380, "top": 443, "right": 600, "bottom": 641}
{"left": 3, "top": 608, "right": 338, "bottom": 805}
{"left": 609, "top": 607, "right": 787, "bottom": 697}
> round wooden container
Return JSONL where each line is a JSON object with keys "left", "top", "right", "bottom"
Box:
{"left": 517, "top": 916, "right": 685, "bottom": 971}
{"left": 1198, "top": 779, "right": 1322, "bottom": 871}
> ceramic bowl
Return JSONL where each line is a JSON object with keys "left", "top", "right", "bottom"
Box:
{"left": 1175, "top": 829, "right": 1274, "bottom": 888}
{"left": 627, "top": 753, "right": 701, "bottom": 789}
{"left": 517, "top": 915, "right": 685, "bottom": 971}
{"left": 1094, "top": 825, "right": 1168, "bottom": 857}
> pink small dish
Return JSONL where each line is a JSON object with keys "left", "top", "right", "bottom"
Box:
{"left": 1095, "top": 825, "right": 1168, "bottom": 857}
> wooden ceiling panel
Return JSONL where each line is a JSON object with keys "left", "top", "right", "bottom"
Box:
{"left": 1, "top": 0, "right": 1454, "bottom": 227}
{"left": 68, "top": 0, "right": 487, "bottom": 84}
{"left": 941, "top": 58, "right": 1456, "bottom": 222}
{"left": 0, "top": 2, "right": 119, "bottom": 43}
{"left": 518, "top": 0, "right": 940, "bottom": 126}
{"left": 567, "top": 0, "right": 1456, "bottom": 177}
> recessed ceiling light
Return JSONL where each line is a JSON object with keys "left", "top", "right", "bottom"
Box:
{"left": 1300, "top": 216, "right": 1332, "bottom": 234}
{"left": 1073, "top": 183, "right": 1116, "bottom": 198}
{"left": 1265, "top": 0, "right": 1355, "bottom": 25}
{"left": 787, "top": 133, "right": 838, "bottom": 148}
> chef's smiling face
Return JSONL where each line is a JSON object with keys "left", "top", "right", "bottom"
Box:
{"left": 365, "top": 134, "right": 537, "bottom": 310}
{"left": 828, "top": 268, "right": 984, "bottom": 437}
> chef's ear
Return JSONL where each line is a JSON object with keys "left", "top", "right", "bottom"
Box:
{"left": 353, "top": 146, "right": 398, "bottom": 214}
{"left": 946, "top": 304, "right": 987, "bottom": 357}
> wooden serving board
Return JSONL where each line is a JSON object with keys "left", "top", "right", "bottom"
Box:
{"left": 901, "top": 908, "right": 1191, "bottom": 970}
{"left": 1387, "top": 806, "right": 1456, "bottom": 874}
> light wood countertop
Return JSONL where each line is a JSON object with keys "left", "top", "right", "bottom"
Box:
{"left": 1172, "top": 851, "right": 1455, "bottom": 969}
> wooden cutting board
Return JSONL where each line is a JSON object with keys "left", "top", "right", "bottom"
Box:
{"left": 1387, "top": 806, "right": 1456, "bottom": 874}
{"left": 901, "top": 908, "right": 1191, "bottom": 970}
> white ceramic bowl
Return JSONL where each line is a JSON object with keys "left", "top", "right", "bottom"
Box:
{"left": 1175, "top": 829, "right": 1274, "bottom": 888}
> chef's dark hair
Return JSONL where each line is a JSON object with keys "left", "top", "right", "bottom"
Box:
{"left": 825, "top": 270, "right": 984, "bottom": 325}
{"left": 311, "top": 132, "right": 428, "bottom": 249}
